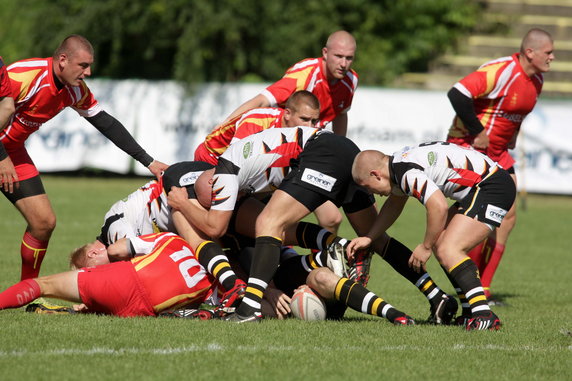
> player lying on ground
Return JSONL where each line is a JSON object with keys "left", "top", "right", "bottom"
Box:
{"left": 0, "top": 233, "right": 220, "bottom": 317}
{"left": 348, "top": 142, "right": 516, "bottom": 331}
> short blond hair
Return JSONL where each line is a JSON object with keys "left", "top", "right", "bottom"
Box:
{"left": 69, "top": 243, "right": 90, "bottom": 270}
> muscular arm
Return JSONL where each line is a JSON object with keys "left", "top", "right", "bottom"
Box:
{"left": 422, "top": 192, "right": 449, "bottom": 250}
{"left": 86, "top": 111, "right": 169, "bottom": 177}
{"left": 408, "top": 191, "right": 449, "bottom": 272}
{"left": 0, "top": 96, "right": 18, "bottom": 192}
{"left": 331, "top": 113, "right": 348, "bottom": 136}
{"left": 346, "top": 193, "right": 408, "bottom": 256}
{"left": 220, "top": 94, "right": 270, "bottom": 125}
{"left": 167, "top": 186, "right": 232, "bottom": 238}
{"left": 107, "top": 238, "right": 135, "bottom": 261}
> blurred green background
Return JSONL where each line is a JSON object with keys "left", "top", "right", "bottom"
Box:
{"left": 0, "top": 0, "right": 479, "bottom": 85}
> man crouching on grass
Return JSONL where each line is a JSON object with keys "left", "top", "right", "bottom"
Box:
{"left": 347, "top": 142, "right": 516, "bottom": 331}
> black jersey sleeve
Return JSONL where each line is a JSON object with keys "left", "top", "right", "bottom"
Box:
{"left": 86, "top": 111, "right": 154, "bottom": 167}
{"left": 447, "top": 87, "right": 485, "bottom": 136}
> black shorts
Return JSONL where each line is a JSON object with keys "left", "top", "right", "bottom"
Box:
{"left": 279, "top": 132, "right": 373, "bottom": 212}
{"left": 456, "top": 168, "right": 516, "bottom": 228}
{"left": 162, "top": 161, "right": 214, "bottom": 198}
{"left": 1, "top": 175, "right": 46, "bottom": 204}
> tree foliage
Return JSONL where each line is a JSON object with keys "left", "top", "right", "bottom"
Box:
{"left": 0, "top": 0, "right": 479, "bottom": 85}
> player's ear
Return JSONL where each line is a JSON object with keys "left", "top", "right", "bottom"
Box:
{"left": 370, "top": 169, "right": 380, "bottom": 179}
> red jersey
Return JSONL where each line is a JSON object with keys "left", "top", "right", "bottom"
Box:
{"left": 197, "top": 107, "right": 284, "bottom": 162}
{"left": 2, "top": 57, "right": 100, "bottom": 150}
{"left": 447, "top": 53, "right": 543, "bottom": 168}
{"left": 261, "top": 57, "right": 358, "bottom": 128}
{"left": 0, "top": 57, "right": 10, "bottom": 98}
{"left": 130, "top": 233, "right": 216, "bottom": 313}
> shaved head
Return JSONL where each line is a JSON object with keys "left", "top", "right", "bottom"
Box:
{"left": 194, "top": 168, "right": 215, "bottom": 209}
{"left": 520, "top": 28, "right": 553, "bottom": 54}
{"left": 326, "top": 30, "right": 356, "bottom": 51}
{"left": 518, "top": 28, "right": 555, "bottom": 75}
{"left": 53, "top": 34, "right": 94, "bottom": 59}
{"left": 352, "top": 150, "right": 388, "bottom": 184}
{"left": 352, "top": 150, "right": 392, "bottom": 196}
{"left": 285, "top": 90, "right": 320, "bottom": 113}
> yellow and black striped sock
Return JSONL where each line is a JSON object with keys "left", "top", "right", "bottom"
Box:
{"left": 195, "top": 241, "right": 237, "bottom": 291}
{"left": 441, "top": 265, "right": 470, "bottom": 316}
{"left": 334, "top": 277, "right": 405, "bottom": 323}
{"left": 383, "top": 238, "right": 446, "bottom": 306}
{"left": 295, "top": 221, "right": 340, "bottom": 251}
{"left": 448, "top": 258, "right": 490, "bottom": 316}
{"left": 415, "top": 273, "right": 447, "bottom": 307}
{"left": 236, "top": 236, "right": 282, "bottom": 316}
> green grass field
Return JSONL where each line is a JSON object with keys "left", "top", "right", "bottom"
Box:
{"left": 0, "top": 175, "right": 570, "bottom": 380}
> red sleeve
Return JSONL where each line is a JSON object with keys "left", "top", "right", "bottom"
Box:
{"left": 458, "top": 61, "right": 508, "bottom": 99}
{"left": 0, "top": 58, "right": 11, "bottom": 98}
{"left": 264, "top": 77, "right": 300, "bottom": 107}
{"left": 72, "top": 80, "right": 100, "bottom": 117}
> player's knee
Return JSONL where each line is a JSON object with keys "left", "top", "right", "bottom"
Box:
{"left": 255, "top": 211, "right": 287, "bottom": 235}
{"left": 307, "top": 267, "right": 336, "bottom": 299}
{"left": 28, "top": 214, "right": 56, "bottom": 239}
{"left": 317, "top": 212, "right": 342, "bottom": 232}
{"left": 502, "top": 212, "right": 517, "bottom": 230}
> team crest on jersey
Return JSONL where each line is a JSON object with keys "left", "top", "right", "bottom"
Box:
{"left": 243, "top": 142, "right": 252, "bottom": 159}
{"left": 427, "top": 151, "right": 438, "bottom": 166}
{"left": 301, "top": 168, "right": 336, "bottom": 192}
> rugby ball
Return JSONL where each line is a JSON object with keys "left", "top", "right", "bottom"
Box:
{"left": 290, "top": 286, "right": 327, "bottom": 321}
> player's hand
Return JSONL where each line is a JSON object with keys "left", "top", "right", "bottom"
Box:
{"left": 264, "top": 287, "right": 291, "bottom": 319}
{"left": 148, "top": 160, "right": 169, "bottom": 179}
{"left": 346, "top": 236, "right": 372, "bottom": 261}
{"left": 73, "top": 303, "right": 89, "bottom": 313}
{"left": 167, "top": 186, "right": 188, "bottom": 210}
{"left": 472, "top": 131, "right": 489, "bottom": 150}
{"left": 0, "top": 156, "right": 19, "bottom": 193}
{"left": 408, "top": 244, "right": 432, "bottom": 273}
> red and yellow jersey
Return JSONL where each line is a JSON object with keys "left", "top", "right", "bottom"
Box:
{"left": 447, "top": 53, "right": 542, "bottom": 167}
{"left": 130, "top": 233, "right": 216, "bottom": 313}
{"left": 1, "top": 57, "right": 100, "bottom": 149}
{"left": 200, "top": 107, "right": 284, "bottom": 159}
{"left": 261, "top": 57, "right": 358, "bottom": 127}
{"left": 0, "top": 57, "right": 11, "bottom": 98}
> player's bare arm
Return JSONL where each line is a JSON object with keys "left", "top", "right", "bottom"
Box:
{"left": 220, "top": 94, "right": 270, "bottom": 126}
{"left": 0, "top": 96, "right": 18, "bottom": 193}
{"left": 331, "top": 112, "right": 348, "bottom": 136}
{"left": 346, "top": 193, "right": 408, "bottom": 259}
{"left": 167, "top": 186, "right": 231, "bottom": 238}
{"left": 107, "top": 237, "right": 134, "bottom": 261}
{"left": 148, "top": 160, "right": 169, "bottom": 178}
{"left": 409, "top": 191, "right": 448, "bottom": 273}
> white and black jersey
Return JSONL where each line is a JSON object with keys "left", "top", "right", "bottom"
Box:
{"left": 390, "top": 141, "right": 499, "bottom": 204}
{"left": 98, "top": 161, "right": 214, "bottom": 246}
{"left": 211, "top": 127, "right": 323, "bottom": 211}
